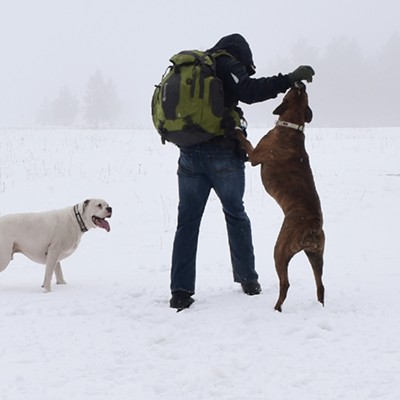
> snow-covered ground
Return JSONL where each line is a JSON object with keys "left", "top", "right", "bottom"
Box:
{"left": 0, "top": 126, "right": 399, "bottom": 399}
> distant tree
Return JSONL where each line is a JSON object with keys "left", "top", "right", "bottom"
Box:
{"left": 290, "top": 38, "right": 320, "bottom": 65}
{"left": 36, "top": 87, "right": 79, "bottom": 126}
{"left": 36, "top": 97, "right": 52, "bottom": 125}
{"left": 379, "top": 33, "right": 400, "bottom": 72}
{"left": 261, "top": 35, "right": 400, "bottom": 127}
{"left": 317, "top": 37, "right": 369, "bottom": 126}
{"left": 373, "top": 33, "right": 400, "bottom": 126}
{"left": 83, "top": 70, "right": 121, "bottom": 127}
{"left": 51, "top": 86, "right": 79, "bottom": 126}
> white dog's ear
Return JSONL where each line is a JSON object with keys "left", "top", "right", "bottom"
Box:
{"left": 83, "top": 199, "right": 90, "bottom": 210}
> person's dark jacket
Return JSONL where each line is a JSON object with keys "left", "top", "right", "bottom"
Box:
{"left": 186, "top": 33, "right": 292, "bottom": 153}
{"left": 207, "top": 33, "right": 292, "bottom": 109}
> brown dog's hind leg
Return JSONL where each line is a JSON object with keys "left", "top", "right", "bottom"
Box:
{"left": 305, "top": 250, "right": 325, "bottom": 306}
{"left": 273, "top": 229, "right": 296, "bottom": 312}
{"left": 274, "top": 264, "right": 290, "bottom": 312}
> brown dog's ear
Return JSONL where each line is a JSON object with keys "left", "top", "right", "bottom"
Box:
{"left": 305, "top": 106, "right": 313, "bottom": 123}
{"left": 273, "top": 101, "right": 287, "bottom": 116}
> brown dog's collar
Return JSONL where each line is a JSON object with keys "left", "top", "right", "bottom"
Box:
{"left": 275, "top": 120, "right": 304, "bottom": 132}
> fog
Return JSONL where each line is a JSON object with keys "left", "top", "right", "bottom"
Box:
{"left": 1, "top": 0, "right": 399, "bottom": 128}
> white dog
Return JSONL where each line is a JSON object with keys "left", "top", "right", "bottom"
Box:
{"left": 0, "top": 199, "right": 112, "bottom": 292}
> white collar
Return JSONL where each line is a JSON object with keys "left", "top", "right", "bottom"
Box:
{"left": 275, "top": 120, "right": 304, "bottom": 132}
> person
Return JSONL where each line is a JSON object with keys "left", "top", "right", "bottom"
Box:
{"left": 169, "top": 33, "right": 314, "bottom": 310}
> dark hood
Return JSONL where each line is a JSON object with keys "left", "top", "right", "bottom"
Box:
{"left": 207, "top": 33, "right": 256, "bottom": 76}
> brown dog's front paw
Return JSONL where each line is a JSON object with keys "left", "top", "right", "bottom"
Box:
{"left": 234, "top": 127, "right": 246, "bottom": 142}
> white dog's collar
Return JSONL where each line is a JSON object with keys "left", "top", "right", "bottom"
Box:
{"left": 73, "top": 204, "right": 88, "bottom": 232}
{"left": 275, "top": 120, "right": 304, "bottom": 132}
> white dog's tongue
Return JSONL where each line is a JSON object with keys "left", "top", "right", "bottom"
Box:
{"left": 93, "top": 217, "right": 111, "bottom": 232}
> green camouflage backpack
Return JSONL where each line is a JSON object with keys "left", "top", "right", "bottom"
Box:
{"left": 151, "top": 50, "right": 242, "bottom": 146}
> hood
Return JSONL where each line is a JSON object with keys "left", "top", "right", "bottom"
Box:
{"left": 207, "top": 33, "right": 256, "bottom": 76}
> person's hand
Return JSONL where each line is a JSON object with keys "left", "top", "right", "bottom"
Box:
{"left": 288, "top": 65, "right": 315, "bottom": 83}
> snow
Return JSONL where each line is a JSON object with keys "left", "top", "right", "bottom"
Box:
{"left": 0, "top": 127, "right": 399, "bottom": 399}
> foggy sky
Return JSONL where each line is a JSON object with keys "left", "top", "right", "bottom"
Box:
{"left": 0, "top": 0, "right": 398, "bottom": 128}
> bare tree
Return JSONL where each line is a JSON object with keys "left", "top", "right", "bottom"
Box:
{"left": 83, "top": 70, "right": 121, "bottom": 127}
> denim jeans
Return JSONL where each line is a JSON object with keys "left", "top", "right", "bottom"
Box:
{"left": 170, "top": 142, "right": 258, "bottom": 294}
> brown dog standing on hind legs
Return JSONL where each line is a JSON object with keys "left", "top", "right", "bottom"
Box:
{"left": 236, "top": 82, "right": 325, "bottom": 312}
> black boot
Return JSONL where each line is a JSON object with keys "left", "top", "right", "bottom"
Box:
{"left": 241, "top": 281, "right": 261, "bottom": 295}
{"left": 170, "top": 291, "right": 194, "bottom": 311}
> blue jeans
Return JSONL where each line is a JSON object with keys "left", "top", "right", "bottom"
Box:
{"left": 170, "top": 142, "right": 258, "bottom": 294}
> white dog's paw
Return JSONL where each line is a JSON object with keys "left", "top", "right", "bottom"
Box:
{"left": 56, "top": 280, "right": 67, "bottom": 285}
{"left": 42, "top": 285, "right": 52, "bottom": 293}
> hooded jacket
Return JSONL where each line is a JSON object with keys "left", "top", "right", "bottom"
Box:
{"left": 207, "top": 33, "right": 292, "bottom": 109}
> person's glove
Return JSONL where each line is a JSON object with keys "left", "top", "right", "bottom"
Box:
{"left": 288, "top": 65, "right": 315, "bottom": 84}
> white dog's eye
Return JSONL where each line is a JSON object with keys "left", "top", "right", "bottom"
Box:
{"left": 97, "top": 204, "right": 102, "bottom": 208}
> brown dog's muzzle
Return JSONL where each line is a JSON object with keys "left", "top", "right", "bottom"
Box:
{"left": 294, "top": 81, "right": 306, "bottom": 91}
{"left": 295, "top": 82, "right": 312, "bottom": 122}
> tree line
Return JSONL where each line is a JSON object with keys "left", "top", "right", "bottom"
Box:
{"left": 263, "top": 33, "right": 400, "bottom": 127}
{"left": 36, "top": 70, "right": 121, "bottom": 128}
{"left": 36, "top": 34, "right": 400, "bottom": 128}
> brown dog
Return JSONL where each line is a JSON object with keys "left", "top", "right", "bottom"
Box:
{"left": 237, "top": 82, "right": 325, "bottom": 312}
